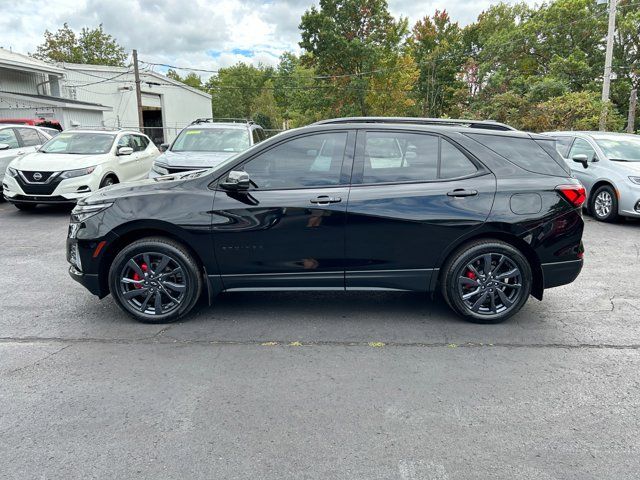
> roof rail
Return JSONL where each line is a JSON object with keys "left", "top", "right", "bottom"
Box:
{"left": 65, "top": 126, "right": 123, "bottom": 132}
{"left": 190, "top": 117, "right": 255, "bottom": 125}
{"left": 313, "top": 117, "right": 517, "bottom": 131}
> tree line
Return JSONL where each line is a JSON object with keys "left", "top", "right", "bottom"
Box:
{"left": 33, "top": 0, "right": 640, "bottom": 132}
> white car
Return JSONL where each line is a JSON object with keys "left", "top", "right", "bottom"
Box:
{"left": 0, "top": 124, "right": 53, "bottom": 196}
{"left": 3, "top": 129, "right": 159, "bottom": 210}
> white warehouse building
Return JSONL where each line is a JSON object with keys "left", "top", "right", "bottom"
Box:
{"left": 0, "top": 48, "right": 212, "bottom": 144}
{"left": 62, "top": 64, "right": 212, "bottom": 144}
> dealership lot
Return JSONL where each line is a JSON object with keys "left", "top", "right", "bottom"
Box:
{"left": 1, "top": 202, "right": 639, "bottom": 479}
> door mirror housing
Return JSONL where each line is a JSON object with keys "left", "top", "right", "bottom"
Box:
{"left": 221, "top": 170, "right": 251, "bottom": 191}
{"left": 572, "top": 154, "right": 589, "bottom": 168}
{"left": 159, "top": 143, "right": 170, "bottom": 152}
{"left": 117, "top": 146, "right": 134, "bottom": 156}
{"left": 0, "top": 143, "right": 10, "bottom": 151}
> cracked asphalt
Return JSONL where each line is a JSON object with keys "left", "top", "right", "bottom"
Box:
{"left": 1, "top": 201, "right": 639, "bottom": 479}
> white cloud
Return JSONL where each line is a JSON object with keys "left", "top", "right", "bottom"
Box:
{"left": 0, "top": 0, "right": 538, "bottom": 76}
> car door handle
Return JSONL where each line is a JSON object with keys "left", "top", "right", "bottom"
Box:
{"left": 447, "top": 189, "right": 478, "bottom": 197}
{"left": 310, "top": 195, "right": 342, "bottom": 205}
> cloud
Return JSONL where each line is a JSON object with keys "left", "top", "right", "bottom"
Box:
{"left": 1, "top": 0, "right": 538, "bottom": 76}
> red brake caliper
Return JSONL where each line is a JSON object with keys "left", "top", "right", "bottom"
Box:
{"left": 464, "top": 270, "right": 477, "bottom": 289}
{"left": 132, "top": 263, "right": 148, "bottom": 289}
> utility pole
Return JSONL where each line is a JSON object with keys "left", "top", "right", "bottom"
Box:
{"left": 132, "top": 49, "right": 144, "bottom": 133}
{"left": 627, "top": 88, "right": 637, "bottom": 133}
{"left": 599, "top": 0, "right": 617, "bottom": 131}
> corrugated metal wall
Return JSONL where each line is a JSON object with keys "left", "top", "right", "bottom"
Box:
{"left": 0, "top": 68, "right": 48, "bottom": 95}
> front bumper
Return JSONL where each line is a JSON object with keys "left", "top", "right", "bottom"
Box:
{"left": 3, "top": 171, "right": 96, "bottom": 202}
{"left": 541, "top": 259, "right": 583, "bottom": 289}
{"left": 68, "top": 265, "right": 103, "bottom": 296}
{"left": 617, "top": 182, "right": 640, "bottom": 218}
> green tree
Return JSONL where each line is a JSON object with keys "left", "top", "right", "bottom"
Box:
{"left": 32, "top": 23, "right": 127, "bottom": 66}
{"left": 206, "top": 63, "right": 275, "bottom": 123}
{"left": 299, "top": 0, "right": 408, "bottom": 116}
{"left": 410, "top": 10, "right": 466, "bottom": 117}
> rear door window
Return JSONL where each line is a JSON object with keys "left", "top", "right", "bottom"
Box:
{"left": 16, "top": 128, "right": 42, "bottom": 147}
{"left": 467, "top": 133, "right": 569, "bottom": 176}
{"left": 359, "top": 131, "right": 477, "bottom": 184}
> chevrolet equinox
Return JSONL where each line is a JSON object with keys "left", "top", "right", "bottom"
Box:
{"left": 67, "top": 118, "right": 585, "bottom": 324}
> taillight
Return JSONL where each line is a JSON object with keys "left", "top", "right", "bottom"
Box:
{"left": 556, "top": 184, "right": 586, "bottom": 208}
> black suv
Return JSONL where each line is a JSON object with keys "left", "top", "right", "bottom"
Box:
{"left": 67, "top": 118, "right": 585, "bottom": 324}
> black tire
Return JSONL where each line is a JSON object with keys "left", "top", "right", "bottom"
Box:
{"left": 441, "top": 240, "right": 532, "bottom": 324}
{"left": 14, "top": 202, "right": 37, "bottom": 211}
{"left": 100, "top": 175, "right": 118, "bottom": 188}
{"left": 108, "top": 237, "right": 203, "bottom": 323}
{"left": 589, "top": 184, "right": 619, "bottom": 222}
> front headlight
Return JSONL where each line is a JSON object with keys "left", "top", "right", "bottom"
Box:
{"left": 6, "top": 167, "right": 18, "bottom": 178}
{"left": 60, "top": 166, "right": 96, "bottom": 179}
{"left": 71, "top": 202, "right": 113, "bottom": 222}
{"left": 152, "top": 161, "right": 169, "bottom": 175}
{"left": 628, "top": 176, "right": 640, "bottom": 185}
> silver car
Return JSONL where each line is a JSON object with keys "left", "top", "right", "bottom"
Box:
{"left": 0, "top": 125, "right": 52, "bottom": 195}
{"left": 149, "top": 119, "right": 266, "bottom": 178}
{"left": 544, "top": 131, "right": 640, "bottom": 222}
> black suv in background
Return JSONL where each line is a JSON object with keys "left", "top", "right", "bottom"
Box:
{"left": 67, "top": 118, "right": 585, "bottom": 324}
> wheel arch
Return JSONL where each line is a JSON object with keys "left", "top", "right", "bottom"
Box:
{"left": 588, "top": 180, "right": 618, "bottom": 212}
{"left": 97, "top": 221, "right": 207, "bottom": 296}
{"left": 435, "top": 230, "right": 544, "bottom": 300}
{"left": 100, "top": 171, "right": 120, "bottom": 185}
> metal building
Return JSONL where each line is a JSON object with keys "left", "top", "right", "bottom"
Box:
{"left": 62, "top": 64, "right": 212, "bottom": 144}
{"left": 0, "top": 48, "right": 111, "bottom": 128}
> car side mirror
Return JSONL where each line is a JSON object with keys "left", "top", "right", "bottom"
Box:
{"left": 572, "top": 154, "right": 589, "bottom": 168}
{"left": 0, "top": 143, "right": 10, "bottom": 151}
{"left": 159, "top": 143, "right": 170, "bottom": 152}
{"left": 117, "top": 146, "right": 134, "bottom": 156}
{"left": 221, "top": 170, "right": 251, "bottom": 191}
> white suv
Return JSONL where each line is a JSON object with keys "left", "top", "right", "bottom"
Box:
{"left": 3, "top": 129, "right": 159, "bottom": 210}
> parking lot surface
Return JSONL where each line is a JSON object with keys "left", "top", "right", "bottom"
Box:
{"left": 1, "top": 201, "right": 639, "bottom": 479}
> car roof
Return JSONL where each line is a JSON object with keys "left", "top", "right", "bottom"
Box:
{"left": 184, "top": 122, "right": 250, "bottom": 130}
{"left": 280, "top": 122, "right": 544, "bottom": 140}
{"left": 0, "top": 123, "right": 41, "bottom": 129}
{"left": 315, "top": 117, "right": 517, "bottom": 131}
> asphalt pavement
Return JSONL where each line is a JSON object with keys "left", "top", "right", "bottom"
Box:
{"left": 1, "top": 201, "right": 639, "bottom": 479}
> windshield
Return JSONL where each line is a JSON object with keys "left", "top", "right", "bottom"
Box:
{"left": 595, "top": 136, "right": 640, "bottom": 162}
{"left": 40, "top": 132, "right": 115, "bottom": 154}
{"left": 171, "top": 128, "right": 250, "bottom": 153}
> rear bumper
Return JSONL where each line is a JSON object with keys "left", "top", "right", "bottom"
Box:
{"left": 541, "top": 259, "right": 583, "bottom": 289}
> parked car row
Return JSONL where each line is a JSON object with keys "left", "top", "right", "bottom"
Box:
{"left": 1, "top": 119, "right": 266, "bottom": 210}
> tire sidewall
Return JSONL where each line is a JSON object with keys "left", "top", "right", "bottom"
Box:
{"left": 109, "top": 240, "right": 201, "bottom": 323}
{"left": 590, "top": 185, "right": 618, "bottom": 222}
{"left": 100, "top": 175, "right": 117, "bottom": 189}
{"left": 443, "top": 241, "right": 532, "bottom": 324}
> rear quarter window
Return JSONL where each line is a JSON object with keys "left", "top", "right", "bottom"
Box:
{"left": 466, "top": 134, "right": 570, "bottom": 176}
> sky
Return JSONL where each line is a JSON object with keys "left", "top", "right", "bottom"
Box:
{"left": 0, "top": 0, "right": 535, "bottom": 77}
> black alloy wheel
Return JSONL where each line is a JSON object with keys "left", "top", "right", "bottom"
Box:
{"left": 442, "top": 240, "right": 532, "bottom": 323}
{"left": 109, "top": 237, "right": 202, "bottom": 323}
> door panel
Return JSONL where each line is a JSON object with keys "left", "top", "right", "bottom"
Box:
{"left": 116, "top": 135, "right": 139, "bottom": 180}
{"left": 212, "top": 187, "right": 348, "bottom": 288}
{"left": 345, "top": 175, "right": 496, "bottom": 290}
{"left": 211, "top": 130, "right": 355, "bottom": 290}
{"left": 346, "top": 129, "right": 496, "bottom": 291}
